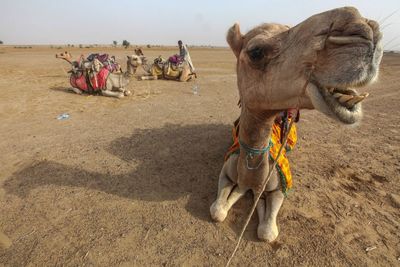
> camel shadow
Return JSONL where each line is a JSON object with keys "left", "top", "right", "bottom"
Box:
{"left": 49, "top": 86, "right": 75, "bottom": 94}
{"left": 42, "top": 75, "right": 67, "bottom": 78}
{"left": 3, "top": 123, "right": 234, "bottom": 222}
{"left": 49, "top": 86, "right": 101, "bottom": 96}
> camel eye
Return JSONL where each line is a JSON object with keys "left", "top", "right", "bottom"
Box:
{"left": 247, "top": 46, "right": 264, "bottom": 61}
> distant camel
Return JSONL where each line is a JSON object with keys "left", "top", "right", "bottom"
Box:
{"left": 56, "top": 51, "right": 141, "bottom": 98}
{"left": 131, "top": 49, "right": 196, "bottom": 82}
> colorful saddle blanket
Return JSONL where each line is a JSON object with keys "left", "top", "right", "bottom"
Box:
{"left": 70, "top": 67, "right": 109, "bottom": 92}
{"left": 86, "top": 53, "right": 120, "bottom": 72}
{"left": 104, "top": 63, "right": 120, "bottom": 73}
{"left": 70, "top": 73, "right": 88, "bottom": 91}
{"left": 168, "top": 54, "right": 184, "bottom": 65}
{"left": 89, "top": 67, "right": 109, "bottom": 90}
{"left": 87, "top": 53, "right": 109, "bottom": 63}
{"left": 224, "top": 117, "right": 297, "bottom": 195}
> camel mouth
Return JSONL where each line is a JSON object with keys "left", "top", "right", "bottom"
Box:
{"left": 319, "top": 86, "right": 369, "bottom": 109}
{"left": 307, "top": 82, "right": 369, "bottom": 124}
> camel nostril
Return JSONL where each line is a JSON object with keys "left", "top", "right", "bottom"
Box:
{"left": 367, "top": 19, "right": 380, "bottom": 32}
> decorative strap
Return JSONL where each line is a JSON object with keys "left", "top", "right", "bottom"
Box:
{"left": 239, "top": 139, "right": 272, "bottom": 170}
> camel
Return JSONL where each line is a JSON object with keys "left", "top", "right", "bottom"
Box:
{"left": 56, "top": 52, "right": 141, "bottom": 98}
{"left": 210, "top": 7, "right": 383, "bottom": 242}
{"left": 130, "top": 50, "right": 196, "bottom": 82}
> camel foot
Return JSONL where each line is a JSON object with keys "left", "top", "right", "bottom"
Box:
{"left": 71, "top": 88, "right": 83, "bottom": 95}
{"left": 124, "top": 90, "right": 132, "bottom": 96}
{"left": 257, "top": 220, "right": 279, "bottom": 242}
{"left": 210, "top": 201, "right": 228, "bottom": 222}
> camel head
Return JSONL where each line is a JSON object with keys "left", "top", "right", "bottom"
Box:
{"left": 55, "top": 51, "right": 73, "bottom": 64}
{"left": 229, "top": 7, "right": 383, "bottom": 124}
{"left": 134, "top": 48, "right": 144, "bottom": 56}
{"left": 55, "top": 51, "right": 81, "bottom": 74}
{"left": 126, "top": 55, "right": 143, "bottom": 74}
{"left": 127, "top": 55, "right": 143, "bottom": 67}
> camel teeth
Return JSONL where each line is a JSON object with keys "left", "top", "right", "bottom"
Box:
{"left": 354, "top": 95, "right": 367, "bottom": 104}
{"left": 339, "top": 94, "right": 354, "bottom": 103}
{"left": 346, "top": 95, "right": 365, "bottom": 106}
{"left": 333, "top": 93, "right": 343, "bottom": 98}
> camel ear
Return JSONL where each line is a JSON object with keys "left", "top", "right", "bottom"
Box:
{"left": 227, "top": 23, "right": 243, "bottom": 58}
{"left": 127, "top": 55, "right": 131, "bottom": 59}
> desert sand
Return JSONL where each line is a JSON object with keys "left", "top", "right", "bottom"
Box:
{"left": 0, "top": 46, "right": 399, "bottom": 266}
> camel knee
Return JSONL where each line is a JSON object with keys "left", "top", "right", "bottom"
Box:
{"left": 210, "top": 201, "right": 228, "bottom": 222}
{"left": 118, "top": 87, "right": 132, "bottom": 96}
{"left": 101, "top": 90, "right": 124, "bottom": 99}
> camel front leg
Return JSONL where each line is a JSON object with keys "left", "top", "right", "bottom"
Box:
{"left": 257, "top": 189, "right": 284, "bottom": 242}
{"left": 256, "top": 194, "right": 266, "bottom": 225}
{"left": 101, "top": 89, "right": 124, "bottom": 98}
{"left": 103, "top": 80, "right": 124, "bottom": 98}
{"left": 70, "top": 87, "right": 83, "bottom": 95}
{"left": 210, "top": 179, "right": 247, "bottom": 222}
{"left": 140, "top": 75, "right": 157, "bottom": 81}
{"left": 210, "top": 157, "right": 247, "bottom": 222}
{"left": 210, "top": 172, "right": 235, "bottom": 222}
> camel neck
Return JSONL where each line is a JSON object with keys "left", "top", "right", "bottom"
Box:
{"left": 238, "top": 107, "right": 278, "bottom": 149}
{"left": 126, "top": 61, "right": 136, "bottom": 76}
{"left": 143, "top": 61, "right": 152, "bottom": 73}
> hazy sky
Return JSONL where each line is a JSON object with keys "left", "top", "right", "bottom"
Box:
{"left": 1, "top": 0, "right": 399, "bottom": 49}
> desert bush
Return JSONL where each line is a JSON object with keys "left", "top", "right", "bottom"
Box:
{"left": 122, "top": 40, "right": 130, "bottom": 49}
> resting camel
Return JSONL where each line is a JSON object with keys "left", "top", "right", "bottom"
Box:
{"left": 130, "top": 50, "right": 196, "bottom": 82}
{"left": 210, "top": 7, "right": 383, "bottom": 242}
{"left": 56, "top": 52, "right": 141, "bottom": 98}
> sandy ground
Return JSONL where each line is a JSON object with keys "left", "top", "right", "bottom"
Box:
{"left": 0, "top": 46, "right": 399, "bottom": 266}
